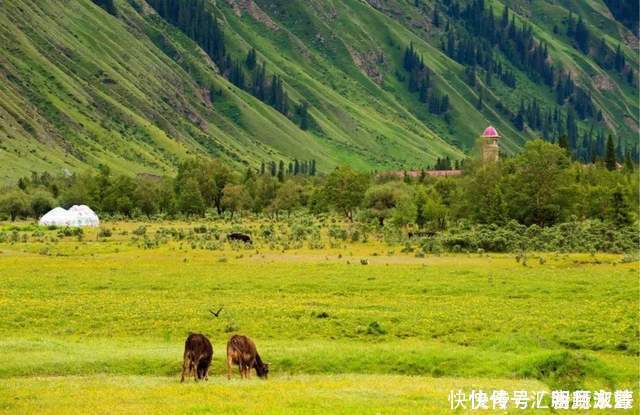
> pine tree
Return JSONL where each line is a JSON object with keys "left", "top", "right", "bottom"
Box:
{"left": 614, "top": 44, "right": 625, "bottom": 72}
{"left": 514, "top": 100, "right": 525, "bottom": 130}
{"left": 590, "top": 137, "right": 597, "bottom": 163}
{"left": 566, "top": 108, "right": 578, "bottom": 151}
{"left": 605, "top": 134, "right": 617, "bottom": 171}
{"left": 574, "top": 16, "right": 590, "bottom": 54}
{"left": 418, "top": 80, "right": 428, "bottom": 103}
{"left": 616, "top": 136, "right": 624, "bottom": 162}
{"left": 501, "top": 5, "right": 509, "bottom": 28}
{"left": 246, "top": 48, "right": 257, "bottom": 70}
{"left": 624, "top": 151, "right": 634, "bottom": 172}
{"left": 277, "top": 160, "right": 285, "bottom": 182}
{"left": 253, "top": 63, "right": 267, "bottom": 101}
{"left": 558, "top": 134, "right": 569, "bottom": 150}
{"left": 433, "top": 8, "right": 440, "bottom": 27}
{"left": 298, "top": 101, "right": 310, "bottom": 130}
{"left": 92, "top": 0, "right": 117, "bottom": 16}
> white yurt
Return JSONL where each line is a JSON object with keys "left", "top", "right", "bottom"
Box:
{"left": 68, "top": 205, "right": 100, "bottom": 227}
{"left": 39, "top": 205, "right": 100, "bottom": 227}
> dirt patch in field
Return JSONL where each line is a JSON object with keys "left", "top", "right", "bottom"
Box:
{"left": 593, "top": 74, "right": 614, "bottom": 91}
{"left": 623, "top": 116, "right": 639, "bottom": 133}
{"left": 346, "top": 46, "right": 384, "bottom": 84}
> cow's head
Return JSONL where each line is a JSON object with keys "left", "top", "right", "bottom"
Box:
{"left": 256, "top": 362, "right": 270, "bottom": 378}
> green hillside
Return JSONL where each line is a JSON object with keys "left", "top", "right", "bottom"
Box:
{"left": 0, "top": 0, "right": 637, "bottom": 181}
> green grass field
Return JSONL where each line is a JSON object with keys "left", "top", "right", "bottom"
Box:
{"left": 0, "top": 221, "right": 638, "bottom": 414}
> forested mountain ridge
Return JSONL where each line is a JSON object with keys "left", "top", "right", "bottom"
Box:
{"left": 0, "top": 0, "right": 637, "bottom": 181}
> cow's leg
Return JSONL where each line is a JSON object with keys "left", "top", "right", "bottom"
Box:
{"left": 247, "top": 360, "right": 254, "bottom": 380}
{"left": 192, "top": 358, "right": 199, "bottom": 382}
{"left": 227, "top": 355, "right": 233, "bottom": 380}
{"left": 180, "top": 355, "right": 189, "bottom": 383}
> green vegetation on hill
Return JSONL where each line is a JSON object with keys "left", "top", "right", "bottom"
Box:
{"left": 0, "top": 0, "right": 637, "bottom": 182}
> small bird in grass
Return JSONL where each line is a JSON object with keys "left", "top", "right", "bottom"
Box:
{"left": 209, "top": 307, "right": 223, "bottom": 318}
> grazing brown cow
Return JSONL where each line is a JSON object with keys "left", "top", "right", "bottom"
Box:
{"left": 227, "top": 233, "right": 252, "bottom": 244}
{"left": 181, "top": 333, "right": 213, "bottom": 382}
{"left": 226, "top": 335, "right": 269, "bottom": 380}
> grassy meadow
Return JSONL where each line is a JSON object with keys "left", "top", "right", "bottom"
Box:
{"left": 0, "top": 220, "right": 638, "bottom": 414}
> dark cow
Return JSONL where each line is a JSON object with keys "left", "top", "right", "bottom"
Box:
{"left": 407, "top": 230, "right": 436, "bottom": 238}
{"left": 181, "top": 333, "right": 213, "bottom": 382}
{"left": 227, "top": 232, "right": 252, "bottom": 244}
{"left": 226, "top": 335, "right": 269, "bottom": 380}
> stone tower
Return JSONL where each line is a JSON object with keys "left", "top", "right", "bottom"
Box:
{"left": 481, "top": 126, "right": 500, "bottom": 163}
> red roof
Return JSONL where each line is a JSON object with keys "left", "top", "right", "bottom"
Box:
{"left": 377, "top": 170, "right": 462, "bottom": 178}
{"left": 481, "top": 126, "right": 499, "bottom": 138}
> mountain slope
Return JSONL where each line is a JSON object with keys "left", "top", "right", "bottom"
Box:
{"left": 0, "top": 0, "right": 636, "bottom": 182}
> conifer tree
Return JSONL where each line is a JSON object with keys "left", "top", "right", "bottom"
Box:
{"left": 624, "top": 151, "right": 634, "bottom": 173}
{"left": 92, "top": 0, "right": 117, "bottom": 16}
{"left": 605, "top": 135, "right": 617, "bottom": 171}
{"left": 277, "top": 161, "right": 285, "bottom": 182}
{"left": 558, "top": 134, "right": 569, "bottom": 150}
{"left": 246, "top": 48, "right": 257, "bottom": 70}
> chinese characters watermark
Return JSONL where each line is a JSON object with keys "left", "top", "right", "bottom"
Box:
{"left": 448, "top": 389, "right": 634, "bottom": 410}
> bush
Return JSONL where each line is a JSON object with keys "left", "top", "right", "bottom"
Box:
{"left": 57, "top": 227, "right": 83, "bottom": 238}
{"left": 224, "top": 322, "right": 240, "bottom": 333}
{"left": 132, "top": 225, "right": 147, "bottom": 236}
{"left": 366, "top": 321, "right": 386, "bottom": 335}
{"left": 519, "top": 351, "right": 614, "bottom": 390}
{"left": 328, "top": 226, "right": 348, "bottom": 241}
{"left": 98, "top": 228, "right": 112, "bottom": 238}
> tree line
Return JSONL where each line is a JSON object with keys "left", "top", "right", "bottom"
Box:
{"left": 1, "top": 141, "right": 636, "bottom": 232}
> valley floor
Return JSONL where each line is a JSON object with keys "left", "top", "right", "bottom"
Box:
{"left": 0, "top": 222, "right": 637, "bottom": 414}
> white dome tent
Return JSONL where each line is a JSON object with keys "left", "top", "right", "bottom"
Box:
{"left": 39, "top": 205, "right": 100, "bottom": 227}
{"left": 68, "top": 205, "right": 100, "bottom": 227}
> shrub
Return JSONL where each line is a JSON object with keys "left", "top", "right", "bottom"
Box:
{"left": 132, "top": 225, "right": 147, "bottom": 236}
{"left": 98, "top": 228, "right": 112, "bottom": 238}
{"left": 366, "top": 321, "right": 386, "bottom": 335}
{"left": 519, "top": 351, "right": 614, "bottom": 390}
{"left": 224, "top": 322, "right": 240, "bottom": 333}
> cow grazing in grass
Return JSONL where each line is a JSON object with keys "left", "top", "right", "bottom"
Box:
{"left": 181, "top": 333, "right": 213, "bottom": 382}
{"left": 227, "top": 232, "right": 252, "bottom": 244}
{"left": 226, "top": 335, "right": 269, "bottom": 380}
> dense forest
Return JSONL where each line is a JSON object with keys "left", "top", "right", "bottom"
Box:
{"left": 2, "top": 141, "right": 636, "bottom": 237}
